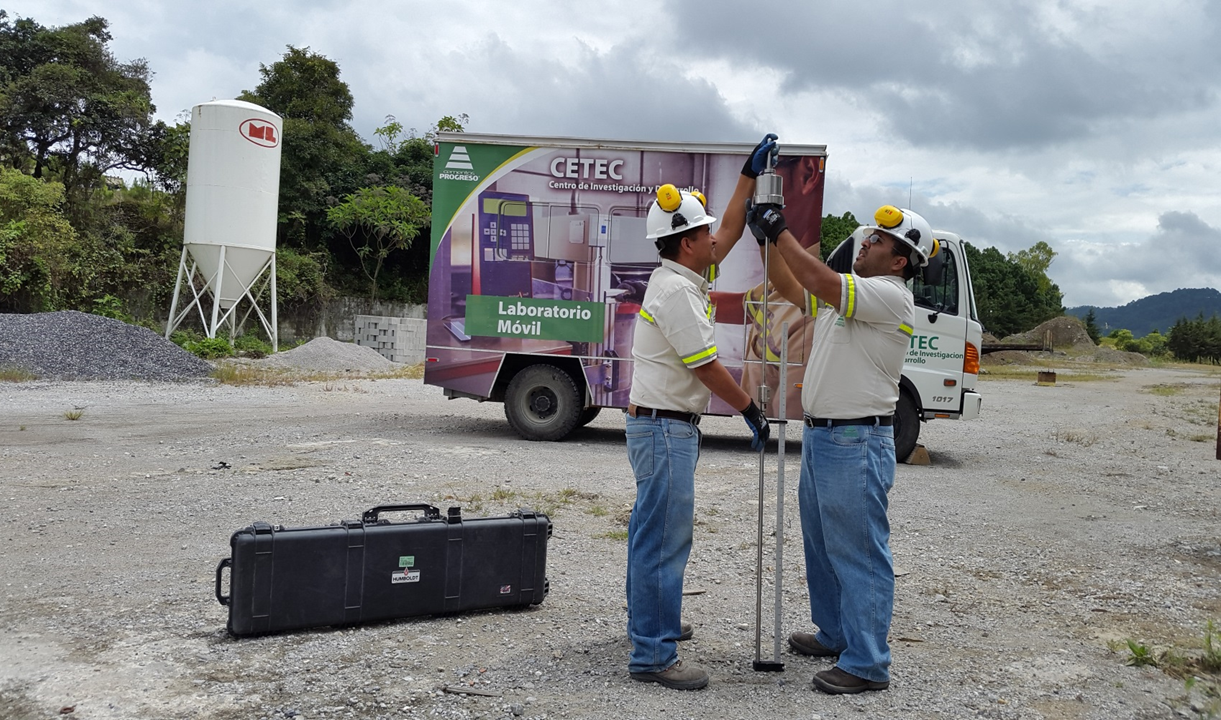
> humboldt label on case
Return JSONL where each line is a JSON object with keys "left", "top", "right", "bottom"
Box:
{"left": 391, "top": 569, "right": 421, "bottom": 584}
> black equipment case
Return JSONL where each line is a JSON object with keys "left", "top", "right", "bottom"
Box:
{"left": 215, "top": 504, "right": 551, "bottom": 637}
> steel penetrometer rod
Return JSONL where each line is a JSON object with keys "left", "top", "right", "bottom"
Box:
{"left": 752, "top": 219, "right": 787, "bottom": 673}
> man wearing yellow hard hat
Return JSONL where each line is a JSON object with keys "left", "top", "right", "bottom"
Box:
{"left": 747, "top": 154, "right": 936, "bottom": 694}
{"left": 622, "top": 136, "right": 778, "bottom": 691}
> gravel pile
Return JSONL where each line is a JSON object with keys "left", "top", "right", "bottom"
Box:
{"left": 0, "top": 311, "right": 213, "bottom": 381}
{"left": 262, "top": 336, "right": 400, "bottom": 373}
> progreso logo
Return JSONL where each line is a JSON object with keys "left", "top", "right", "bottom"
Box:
{"left": 438, "top": 145, "right": 480, "bottom": 182}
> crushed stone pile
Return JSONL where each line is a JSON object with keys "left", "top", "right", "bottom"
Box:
{"left": 0, "top": 311, "right": 213, "bottom": 381}
{"left": 1006, "top": 315, "right": 1095, "bottom": 349}
{"left": 261, "top": 336, "right": 398, "bottom": 373}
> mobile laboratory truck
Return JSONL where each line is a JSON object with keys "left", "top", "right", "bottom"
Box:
{"left": 424, "top": 132, "right": 982, "bottom": 460}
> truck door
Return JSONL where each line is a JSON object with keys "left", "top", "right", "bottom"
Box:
{"left": 907, "top": 244, "right": 969, "bottom": 415}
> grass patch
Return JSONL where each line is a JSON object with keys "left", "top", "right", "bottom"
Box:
{"left": 210, "top": 363, "right": 298, "bottom": 386}
{"left": 598, "top": 530, "right": 629, "bottom": 541}
{"left": 0, "top": 366, "right": 36, "bottom": 382}
{"left": 63, "top": 408, "right": 84, "bottom": 421}
{"left": 1145, "top": 383, "right": 1187, "bottom": 396}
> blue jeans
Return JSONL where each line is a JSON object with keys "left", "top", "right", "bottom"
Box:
{"left": 799, "top": 422, "right": 896, "bottom": 683}
{"left": 624, "top": 413, "right": 701, "bottom": 673}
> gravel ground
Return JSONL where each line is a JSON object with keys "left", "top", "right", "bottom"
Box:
{"left": 2, "top": 362, "right": 1220, "bottom": 719}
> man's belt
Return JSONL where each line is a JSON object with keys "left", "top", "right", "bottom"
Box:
{"left": 803, "top": 415, "right": 893, "bottom": 428}
{"left": 627, "top": 404, "right": 701, "bottom": 426}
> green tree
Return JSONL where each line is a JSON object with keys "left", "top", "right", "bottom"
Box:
{"left": 326, "top": 186, "right": 428, "bottom": 301}
{"left": 0, "top": 167, "right": 76, "bottom": 310}
{"left": 239, "top": 46, "right": 370, "bottom": 251}
{"left": 0, "top": 12, "right": 162, "bottom": 204}
{"left": 1009, "top": 241, "right": 1057, "bottom": 293}
{"left": 819, "top": 211, "right": 860, "bottom": 262}
{"left": 1083, "top": 308, "right": 1101, "bottom": 344}
{"left": 964, "top": 242, "right": 1063, "bottom": 336}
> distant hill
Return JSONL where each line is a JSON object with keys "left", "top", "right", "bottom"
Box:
{"left": 1067, "top": 288, "right": 1221, "bottom": 337}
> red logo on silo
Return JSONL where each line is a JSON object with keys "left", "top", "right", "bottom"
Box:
{"left": 240, "top": 119, "right": 278, "bottom": 148}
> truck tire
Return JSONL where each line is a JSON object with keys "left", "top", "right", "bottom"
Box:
{"left": 504, "top": 365, "right": 583, "bottom": 441}
{"left": 577, "top": 407, "right": 602, "bottom": 427}
{"left": 894, "top": 391, "right": 920, "bottom": 463}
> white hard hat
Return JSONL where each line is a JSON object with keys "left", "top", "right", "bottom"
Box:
{"left": 872, "top": 205, "right": 938, "bottom": 267}
{"left": 646, "top": 184, "right": 716, "bottom": 240}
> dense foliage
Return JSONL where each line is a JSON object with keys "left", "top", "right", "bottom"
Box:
{"left": 962, "top": 242, "right": 1064, "bottom": 337}
{"left": 0, "top": 12, "right": 442, "bottom": 321}
{"left": 1166, "top": 314, "right": 1221, "bottom": 363}
{"left": 1068, "top": 288, "right": 1221, "bottom": 338}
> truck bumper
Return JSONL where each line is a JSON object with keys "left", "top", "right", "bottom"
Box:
{"left": 961, "top": 390, "right": 982, "bottom": 420}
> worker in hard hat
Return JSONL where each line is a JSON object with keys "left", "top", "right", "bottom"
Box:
{"left": 623, "top": 136, "right": 776, "bottom": 691}
{"left": 748, "top": 195, "right": 935, "bottom": 695}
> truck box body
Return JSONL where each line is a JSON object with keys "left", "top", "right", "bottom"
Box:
{"left": 425, "top": 132, "right": 980, "bottom": 457}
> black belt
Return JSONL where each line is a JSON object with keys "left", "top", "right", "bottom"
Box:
{"left": 804, "top": 415, "right": 893, "bottom": 428}
{"left": 628, "top": 404, "right": 701, "bottom": 426}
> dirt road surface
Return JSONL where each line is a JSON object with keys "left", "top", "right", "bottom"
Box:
{"left": 1, "top": 366, "right": 1219, "bottom": 719}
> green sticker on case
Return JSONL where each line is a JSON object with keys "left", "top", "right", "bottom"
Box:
{"left": 399, "top": 556, "right": 415, "bottom": 568}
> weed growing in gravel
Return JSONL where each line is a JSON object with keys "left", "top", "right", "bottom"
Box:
{"left": 63, "top": 408, "right": 84, "bottom": 421}
{"left": 1126, "top": 639, "right": 1157, "bottom": 667}
{"left": 1054, "top": 428, "right": 1098, "bottom": 446}
{"left": 491, "top": 487, "right": 517, "bottom": 502}
{"left": 0, "top": 366, "right": 36, "bottom": 382}
{"left": 598, "top": 530, "right": 628, "bottom": 541}
{"left": 1204, "top": 620, "right": 1221, "bottom": 672}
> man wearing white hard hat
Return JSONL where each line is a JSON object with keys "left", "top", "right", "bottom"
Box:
{"left": 623, "top": 137, "right": 776, "bottom": 691}
{"left": 749, "top": 185, "right": 937, "bottom": 694}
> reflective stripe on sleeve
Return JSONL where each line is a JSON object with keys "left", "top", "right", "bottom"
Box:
{"left": 899, "top": 323, "right": 914, "bottom": 337}
{"left": 842, "top": 274, "right": 856, "bottom": 318}
{"left": 639, "top": 308, "right": 656, "bottom": 325}
{"left": 681, "top": 345, "right": 718, "bottom": 366}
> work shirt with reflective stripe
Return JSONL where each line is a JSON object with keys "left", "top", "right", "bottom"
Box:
{"left": 800, "top": 273, "right": 914, "bottom": 418}
{"left": 629, "top": 260, "right": 717, "bottom": 415}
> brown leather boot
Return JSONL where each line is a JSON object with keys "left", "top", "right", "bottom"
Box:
{"left": 630, "top": 659, "right": 709, "bottom": 690}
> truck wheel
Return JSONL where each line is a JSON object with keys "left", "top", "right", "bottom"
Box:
{"left": 894, "top": 391, "right": 920, "bottom": 462}
{"left": 577, "top": 407, "right": 602, "bottom": 427}
{"left": 504, "top": 365, "right": 583, "bottom": 441}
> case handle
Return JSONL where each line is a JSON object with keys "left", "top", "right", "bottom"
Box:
{"left": 215, "top": 557, "right": 231, "bottom": 606}
{"left": 361, "top": 504, "right": 442, "bottom": 524}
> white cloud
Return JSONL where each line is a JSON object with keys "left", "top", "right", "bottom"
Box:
{"left": 9, "top": 0, "right": 1221, "bottom": 308}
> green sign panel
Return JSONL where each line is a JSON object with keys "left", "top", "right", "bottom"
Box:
{"left": 465, "top": 296, "right": 605, "bottom": 342}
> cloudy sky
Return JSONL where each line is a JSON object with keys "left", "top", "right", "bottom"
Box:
{"left": 13, "top": 0, "right": 1221, "bottom": 308}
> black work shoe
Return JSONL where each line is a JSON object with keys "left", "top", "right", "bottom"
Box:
{"left": 789, "top": 631, "right": 839, "bottom": 657}
{"left": 812, "top": 667, "right": 889, "bottom": 694}
{"left": 679, "top": 620, "right": 693, "bottom": 641}
{"left": 630, "top": 659, "right": 709, "bottom": 690}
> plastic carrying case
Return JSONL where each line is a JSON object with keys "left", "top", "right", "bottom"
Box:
{"left": 215, "top": 504, "right": 551, "bottom": 637}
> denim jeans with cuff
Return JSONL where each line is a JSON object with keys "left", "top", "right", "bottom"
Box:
{"left": 799, "top": 421, "right": 896, "bottom": 683}
{"left": 624, "top": 413, "right": 700, "bottom": 674}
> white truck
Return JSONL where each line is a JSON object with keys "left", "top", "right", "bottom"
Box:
{"left": 423, "top": 132, "right": 981, "bottom": 460}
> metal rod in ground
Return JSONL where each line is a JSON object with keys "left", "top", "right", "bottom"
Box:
{"left": 771, "top": 322, "right": 789, "bottom": 664}
{"left": 753, "top": 428, "right": 766, "bottom": 666}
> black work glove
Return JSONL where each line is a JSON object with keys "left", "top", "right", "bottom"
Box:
{"left": 745, "top": 200, "right": 767, "bottom": 246}
{"left": 755, "top": 204, "right": 787, "bottom": 244}
{"left": 741, "top": 133, "right": 779, "bottom": 179}
{"left": 741, "top": 400, "right": 770, "bottom": 451}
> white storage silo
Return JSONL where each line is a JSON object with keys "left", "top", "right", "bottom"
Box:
{"left": 165, "top": 99, "right": 282, "bottom": 349}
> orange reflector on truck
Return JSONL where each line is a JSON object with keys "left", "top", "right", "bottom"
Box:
{"left": 944, "top": 379, "right": 957, "bottom": 387}
{"left": 964, "top": 343, "right": 980, "bottom": 375}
